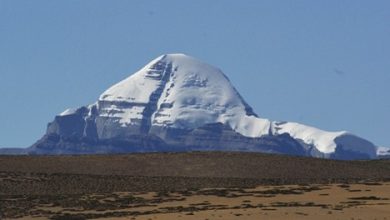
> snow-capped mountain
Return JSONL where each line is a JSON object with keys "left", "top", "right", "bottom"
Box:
{"left": 28, "top": 54, "right": 377, "bottom": 159}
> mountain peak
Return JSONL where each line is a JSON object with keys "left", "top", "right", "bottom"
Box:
{"left": 89, "top": 54, "right": 377, "bottom": 158}
{"left": 28, "top": 54, "right": 378, "bottom": 159}
{"left": 159, "top": 53, "right": 192, "bottom": 59}
{"left": 99, "top": 53, "right": 225, "bottom": 102}
{"left": 99, "top": 54, "right": 258, "bottom": 133}
{"left": 158, "top": 53, "right": 203, "bottom": 62}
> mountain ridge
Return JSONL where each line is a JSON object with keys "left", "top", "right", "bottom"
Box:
{"left": 6, "top": 53, "right": 378, "bottom": 159}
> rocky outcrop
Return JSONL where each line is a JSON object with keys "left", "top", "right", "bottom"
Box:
{"left": 30, "top": 112, "right": 307, "bottom": 156}
{"left": 29, "top": 108, "right": 372, "bottom": 160}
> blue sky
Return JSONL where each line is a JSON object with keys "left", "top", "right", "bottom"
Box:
{"left": 0, "top": 0, "right": 389, "bottom": 148}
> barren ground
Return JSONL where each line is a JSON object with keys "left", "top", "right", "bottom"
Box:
{"left": 1, "top": 152, "right": 389, "bottom": 219}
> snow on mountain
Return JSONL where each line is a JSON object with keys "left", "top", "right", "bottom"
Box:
{"left": 377, "top": 146, "right": 390, "bottom": 156}
{"left": 95, "top": 53, "right": 376, "bottom": 157}
{"left": 271, "top": 121, "right": 347, "bottom": 154}
{"left": 59, "top": 108, "right": 78, "bottom": 116}
{"left": 97, "top": 54, "right": 272, "bottom": 140}
{"left": 28, "top": 53, "right": 378, "bottom": 159}
{"left": 99, "top": 54, "right": 271, "bottom": 136}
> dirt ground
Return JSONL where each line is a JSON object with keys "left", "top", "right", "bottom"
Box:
{"left": 1, "top": 153, "right": 390, "bottom": 219}
{"left": 3, "top": 182, "right": 389, "bottom": 220}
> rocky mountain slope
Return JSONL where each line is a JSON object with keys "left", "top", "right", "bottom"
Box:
{"left": 25, "top": 54, "right": 377, "bottom": 159}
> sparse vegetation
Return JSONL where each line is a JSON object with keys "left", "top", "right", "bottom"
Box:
{"left": 0, "top": 152, "right": 389, "bottom": 219}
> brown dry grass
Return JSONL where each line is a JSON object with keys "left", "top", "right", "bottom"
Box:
{"left": 1, "top": 152, "right": 390, "bottom": 219}
{"left": 4, "top": 183, "right": 390, "bottom": 220}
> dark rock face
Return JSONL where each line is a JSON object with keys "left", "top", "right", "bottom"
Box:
{"left": 46, "top": 107, "right": 97, "bottom": 139}
{"left": 30, "top": 112, "right": 307, "bottom": 156}
{"left": 331, "top": 135, "right": 377, "bottom": 160}
{"left": 26, "top": 105, "right": 374, "bottom": 160}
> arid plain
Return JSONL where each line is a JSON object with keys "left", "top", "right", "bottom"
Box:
{"left": 1, "top": 152, "right": 389, "bottom": 219}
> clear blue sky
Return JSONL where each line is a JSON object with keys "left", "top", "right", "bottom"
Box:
{"left": 1, "top": 0, "right": 389, "bottom": 148}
